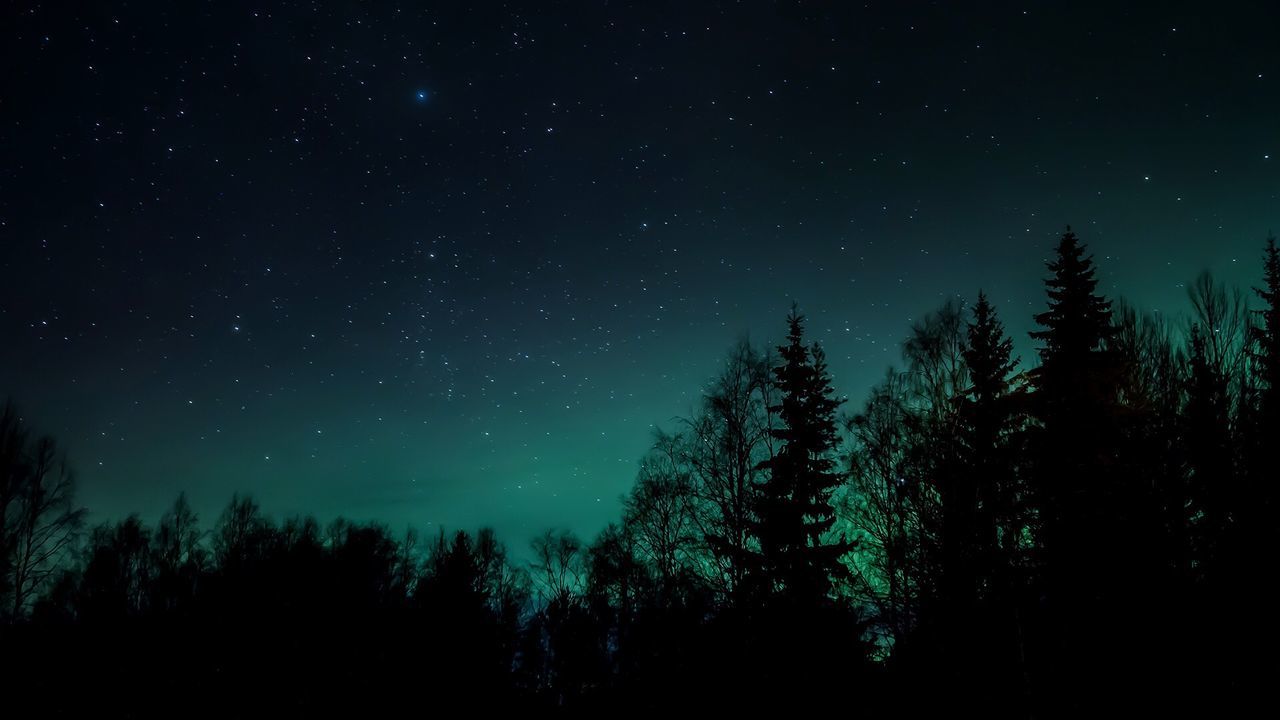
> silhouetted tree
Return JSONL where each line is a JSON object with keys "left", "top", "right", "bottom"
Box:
{"left": 1254, "top": 234, "right": 1280, "bottom": 426}
{"left": 1188, "top": 271, "right": 1252, "bottom": 399}
{"left": 4, "top": 430, "right": 85, "bottom": 618}
{"left": 624, "top": 441, "right": 699, "bottom": 605}
{"left": 212, "top": 493, "right": 271, "bottom": 573}
{"left": 0, "top": 401, "right": 24, "bottom": 613}
{"left": 528, "top": 529, "right": 607, "bottom": 705}
{"left": 957, "top": 292, "right": 1032, "bottom": 703}
{"left": 1242, "top": 235, "right": 1280, "bottom": 536}
{"left": 753, "top": 307, "right": 849, "bottom": 607}
{"left": 1028, "top": 229, "right": 1183, "bottom": 710}
{"left": 960, "top": 292, "right": 1025, "bottom": 589}
{"left": 1184, "top": 324, "right": 1233, "bottom": 574}
{"left": 1111, "top": 303, "right": 1187, "bottom": 578}
{"left": 78, "top": 515, "right": 154, "bottom": 621}
{"left": 6, "top": 225, "right": 1280, "bottom": 714}
{"left": 903, "top": 300, "right": 968, "bottom": 619}
{"left": 1028, "top": 228, "right": 1120, "bottom": 582}
{"left": 680, "top": 339, "right": 774, "bottom": 607}
{"left": 151, "top": 492, "right": 205, "bottom": 613}
{"left": 842, "top": 368, "right": 918, "bottom": 649}
{"left": 1179, "top": 273, "right": 1250, "bottom": 579}
{"left": 585, "top": 520, "right": 645, "bottom": 644}
{"left": 581, "top": 521, "right": 653, "bottom": 699}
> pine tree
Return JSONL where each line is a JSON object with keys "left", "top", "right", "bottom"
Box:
{"left": 961, "top": 292, "right": 1022, "bottom": 585}
{"left": 1233, "top": 235, "right": 1280, "bottom": 632}
{"left": 1253, "top": 234, "right": 1280, "bottom": 429}
{"left": 1029, "top": 229, "right": 1121, "bottom": 562}
{"left": 951, "top": 293, "right": 1031, "bottom": 701}
{"left": 753, "top": 307, "right": 848, "bottom": 607}
{"left": 1030, "top": 228, "right": 1116, "bottom": 368}
{"left": 1030, "top": 229, "right": 1123, "bottom": 477}
{"left": 1028, "top": 228, "right": 1150, "bottom": 703}
{"left": 965, "top": 293, "right": 1020, "bottom": 418}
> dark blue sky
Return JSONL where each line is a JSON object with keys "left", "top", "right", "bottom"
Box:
{"left": 2, "top": 1, "right": 1277, "bottom": 544}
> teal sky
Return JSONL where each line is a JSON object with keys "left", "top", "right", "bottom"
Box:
{"left": 3, "top": 2, "right": 1277, "bottom": 550}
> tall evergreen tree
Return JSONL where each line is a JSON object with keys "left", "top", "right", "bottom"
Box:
{"left": 1029, "top": 229, "right": 1119, "bottom": 576}
{"left": 753, "top": 307, "right": 848, "bottom": 606}
{"left": 1228, "top": 236, "right": 1280, "bottom": 591}
{"left": 1252, "top": 234, "right": 1280, "bottom": 439}
{"left": 1030, "top": 228, "right": 1117, "bottom": 367}
{"left": 1233, "top": 235, "right": 1280, "bottom": 670}
{"left": 1027, "top": 229, "right": 1171, "bottom": 708}
{"left": 961, "top": 292, "right": 1022, "bottom": 589}
{"left": 952, "top": 293, "right": 1030, "bottom": 704}
{"left": 1028, "top": 228, "right": 1124, "bottom": 543}
{"left": 965, "top": 294, "right": 1020, "bottom": 422}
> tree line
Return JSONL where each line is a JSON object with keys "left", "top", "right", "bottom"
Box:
{"left": 2, "top": 228, "right": 1277, "bottom": 714}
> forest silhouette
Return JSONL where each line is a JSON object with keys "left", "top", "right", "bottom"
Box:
{"left": 2, "top": 229, "right": 1278, "bottom": 715}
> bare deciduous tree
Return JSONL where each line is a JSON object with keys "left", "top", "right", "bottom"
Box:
{"left": 1188, "top": 271, "right": 1251, "bottom": 405}
{"left": 623, "top": 443, "right": 697, "bottom": 600}
{"left": 530, "top": 529, "right": 584, "bottom": 604}
{"left": 680, "top": 338, "right": 774, "bottom": 604}
{"left": 7, "top": 435, "right": 85, "bottom": 617}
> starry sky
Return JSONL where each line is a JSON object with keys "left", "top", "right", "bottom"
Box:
{"left": 3, "top": 2, "right": 1277, "bottom": 545}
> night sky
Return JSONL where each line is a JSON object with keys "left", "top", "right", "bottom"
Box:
{"left": 3, "top": 2, "right": 1277, "bottom": 545}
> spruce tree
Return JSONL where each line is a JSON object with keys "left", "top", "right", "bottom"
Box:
{"left": 1235, "top": 235, "right": 1280, "bottom": 633}
{"left": 964, "top": 293, "right": 1020, "bottom": 452}
{"left": 1253, "top": 235, "right": 1280, "bottom": 430}
{"left": 753, "top": 307, "right": 848, "bottom": 607}
{"left": 961, "top": 292, "right": 1021, "bottom": 586}
{"left": 950, "top": 293, "right": 1030, "bottom": 698}
{"left": 1029, "top": 229, "right": 1120, "bottom": 565}
{"left": 1030, "top": 228, "right": 1116, "bottom": 367}
{"left": 1028, "top": 228, "right": 1147, "bottom": 702}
